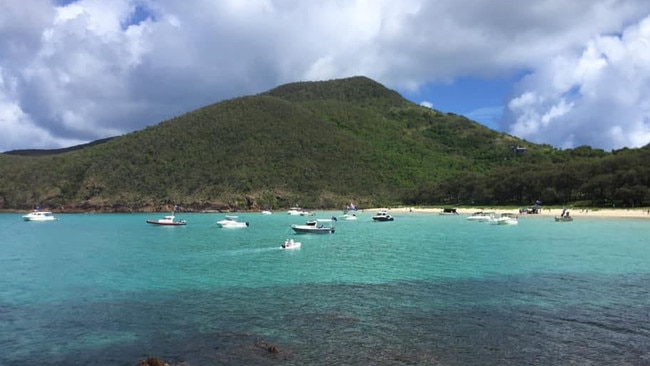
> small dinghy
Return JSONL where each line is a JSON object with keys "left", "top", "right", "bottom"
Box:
{"left": 281, "top": 238, "right": 302, "bottom": 249}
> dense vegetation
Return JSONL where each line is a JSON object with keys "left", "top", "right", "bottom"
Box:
{"left": 1, "top": 76, "right": 648, "bottom": 212}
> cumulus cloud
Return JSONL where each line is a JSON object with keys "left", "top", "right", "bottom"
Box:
{"left": 1, "top": 0, "right": 650, "bottom": 151}
{"left": 504, "top": 15, "right": 650, "bottom": 150}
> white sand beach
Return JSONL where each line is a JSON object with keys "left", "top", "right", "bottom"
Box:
{"left": 365, "top": 207, "right": 650, "bottom": 219}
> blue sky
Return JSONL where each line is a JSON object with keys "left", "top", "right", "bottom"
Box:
{"left": 401, "top": 76, "right": 520, "bottom": 131}
{"left": 1, "top": 0, "right": 650, "bottom": 152}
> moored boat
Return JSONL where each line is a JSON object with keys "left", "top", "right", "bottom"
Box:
{"left": 287, "top": 206, "right": 312, "bottom": 216}
{"left": 216, "top": 215, "right": 249, "bottom": 228}
{"left": 555, "top": 208, "right": 573, "bottom": 222}
{"left": 466, "top": 211, "right": 494, "bottom": 222}
{"left": 22, "top": 210, "right": 58, "bottom": 221}
{"left": 291, "top": 218, "right": 336, "bottom": 234}
{"left": 491, "top": 213, "right": 518, "bottom": 225}
{"left": 372, "top": 210, "right": 394, "bottom": 221}
{"left": 146, "top": 213, "right": 186, "bottom": 226}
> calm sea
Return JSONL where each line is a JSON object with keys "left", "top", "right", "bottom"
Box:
{"left": 1, "top": 211, "right": 649, "bottom": 365}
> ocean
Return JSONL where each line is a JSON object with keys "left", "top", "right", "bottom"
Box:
{"left": 1, "top": 211, "right": 649, "bottom": 365}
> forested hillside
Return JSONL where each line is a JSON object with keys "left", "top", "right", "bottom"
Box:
{"left": 0, "top": 76, "right": 648, "bottom": 212}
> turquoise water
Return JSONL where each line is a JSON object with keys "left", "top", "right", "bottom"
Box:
{"left": 1, "top": 211, "right": 650, "bottom": 365}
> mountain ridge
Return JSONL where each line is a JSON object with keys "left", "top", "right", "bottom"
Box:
{"left": 1, "top": 76, "right": 647, "bottom": 211}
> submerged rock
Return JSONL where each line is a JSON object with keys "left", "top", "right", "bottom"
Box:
{"left": 136, "top": 356, "right": 168, "bottom": 366}
{"left": 257, "top": 340, "right": 281, "bottom": 354}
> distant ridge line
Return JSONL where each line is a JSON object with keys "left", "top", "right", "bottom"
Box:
{"left": 3, "top": 137, "right": 115, "bottom": 156}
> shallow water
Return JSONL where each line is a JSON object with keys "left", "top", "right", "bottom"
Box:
{"left": 1, "top": 212, "right": 650, "bottom": 365}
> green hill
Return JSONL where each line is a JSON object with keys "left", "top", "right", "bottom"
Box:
{"left": 0, "top": 76, "right": 648, "bottom": 212}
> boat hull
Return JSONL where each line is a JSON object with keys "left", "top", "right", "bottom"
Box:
{"left": 372, "top": 211, "right": 394, "bottom": 221}
{"left": 291, "top": 225, "right": 335, "bottom": 234}
{"left": 146, "top": 220, "right": 186, "bottom": 226}
{"left": 467, "top": 216, "right": 492, "bottom": 222}
{"left": 372, "top": 217, "right": 393, "bottom": 221}
{"left": 23, "top": 217, "right": 57, "bottom": 221}
{"left": 554, "top": 216, "right": 573, "bottom": 222}
{"left": 216, "top": 222, "right": 249, "bottom": 228}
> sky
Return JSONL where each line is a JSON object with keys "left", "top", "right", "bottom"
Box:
{"left": 1, "top": 0, "right": 650, "bottom": 152}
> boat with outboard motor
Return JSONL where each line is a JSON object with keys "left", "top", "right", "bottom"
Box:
{"left": 291, "top": 218, "right": 336, "bottom": 234}
{"left": 372, "top": 210, "right": 394, "bottom": 221}
{"left": 490, "top": 213, "right": 518, "bottom": 225}
{"left": 281, "top": 238, "right": 302, "bottom": 249}
{"left": 146, "top": 212, "right": 186, "bottom": 226}
{"left": 555, "top": 216, "right": 573, "bottom": 222}
{"left": 555, "top": 208, "right": 573, "bottom": 222}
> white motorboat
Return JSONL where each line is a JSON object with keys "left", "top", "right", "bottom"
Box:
{"left": 281, "top": 238, "right": 302, "bottom": 249}
{"left": 287, "top": 207, "right": 305, "bottom": 215}
{"left": 146, "top": 212, "right": 186, "bottom": 226}
{"left": 22, "top": 210, "right": 58, "bottom": 221}
{"left": 466, "top": 211, "right": 494, "bottom": 222}
{"left": 286, "top": 206, "right": 314, "bottom": 216}
{"left": 341, "top": 213, "right": 358, "bottom": 220}
{"left": 291, "top": 218, "right": 335, "bottom": 234}
{"left": 491, "top": 213, "right": 518, "bottom": 225}
{"left": 216, "top": 215, "right": 249, "bottom": 228}
{"left": 261, "top": 210, "right": 273, "bottom": 215}
{"left": 372, "top": 211, "right": 394, "bottom": 221}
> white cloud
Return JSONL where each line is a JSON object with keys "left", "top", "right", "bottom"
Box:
{"left": 504, "top": 15, "right": 650, "bottom": 150}
{"left": 0, "top": 68, "right": 85, "bottom": 149}
{"left": 1, "top": 0, "right": 650, "bottom": 151}
{"left": 419, "top": 101, "right": 433, "bottom": 108}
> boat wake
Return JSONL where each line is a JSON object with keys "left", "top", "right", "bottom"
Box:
{"left": 222, "top": 247, "right": 282, "bottom": 256}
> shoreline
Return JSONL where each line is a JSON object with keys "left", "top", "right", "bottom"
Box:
{"left": 367, "top": 207, "right": 650, "bottom": 219}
